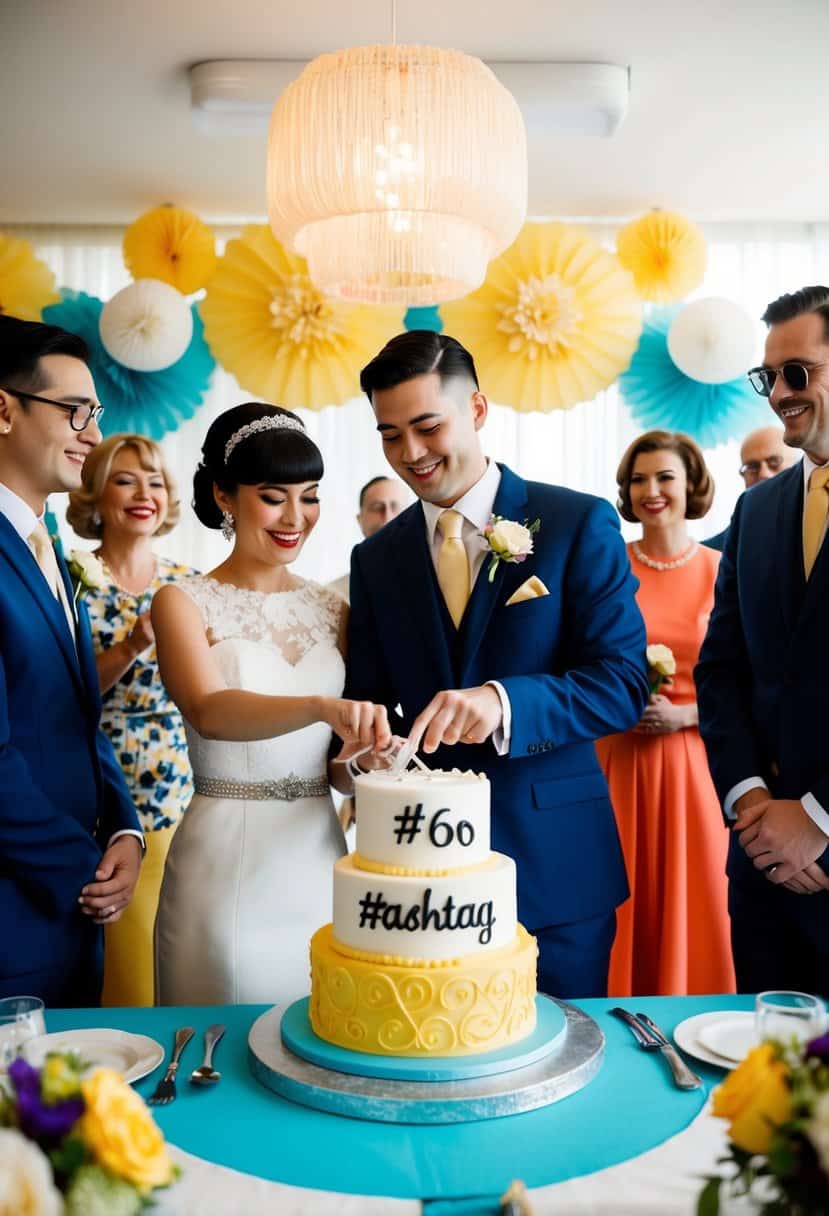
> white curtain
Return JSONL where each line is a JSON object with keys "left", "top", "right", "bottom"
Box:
{"left": 10, "top": 222, "right": 829, "bottom": 580}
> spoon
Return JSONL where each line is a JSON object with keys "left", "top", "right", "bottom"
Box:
{"left": 189, "top": 1023, "right": 225, "bottom": 1086}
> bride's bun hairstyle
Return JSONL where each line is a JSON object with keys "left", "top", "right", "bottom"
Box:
{"left": 192, "top": 402, "right": 324, "bottom": 529}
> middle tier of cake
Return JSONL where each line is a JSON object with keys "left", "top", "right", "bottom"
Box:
{"left": 332, "top": 852, "right": 517, "bottom": 963}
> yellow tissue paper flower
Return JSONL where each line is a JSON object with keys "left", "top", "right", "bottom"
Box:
{"left": 441, "top": 222, "right": 642, "bottom": 412}
{"left": 201, "top": 225, "right": 399, "bottom": 410}
{"left": 616, "top": 210, "right": 707, "bottom": 304}
{"left": 711, "top": 1043, "right": 793, "bottom": 1155}
{"left": 123, "top": 205, "right": 217, "bottom": 294}
{"left": 79, "top": 1068, "right": 174, "bottom": 1192}
{"left": 0, "top": 234, "right": 60, "bottom": 320}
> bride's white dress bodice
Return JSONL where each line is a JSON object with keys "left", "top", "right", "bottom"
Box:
{"left": 181, "top": 576, "right": 345, "bottom": 783}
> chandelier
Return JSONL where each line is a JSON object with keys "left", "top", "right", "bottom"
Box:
{"left": 266, "top": 38, "right": 527, "bottom": 306}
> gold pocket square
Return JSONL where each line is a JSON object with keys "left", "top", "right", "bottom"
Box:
{"left": 506, "top": 575, "right": 549, "bottom": 606}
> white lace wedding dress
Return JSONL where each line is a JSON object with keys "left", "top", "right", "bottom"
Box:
{"left": 154, "top": 577, "right": 347, "bottom": 1006}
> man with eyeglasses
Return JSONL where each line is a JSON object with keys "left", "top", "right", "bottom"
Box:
{"left": 704, "top": 426, "right": 800, "bottom": 550}
{"left": 697, "top": 285, "right": 829, "bottom": 994}
{"left": 0, "top": 314, "right": 142, "bottom": 1006}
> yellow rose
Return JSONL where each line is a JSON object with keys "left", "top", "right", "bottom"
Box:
{"left": 79, "top": 1068, "right": 174, "bottom": 1192}
{"left": 711, "top": 1043, "right": 793, "bottom": 1155}
{"left": 646, "top": 644, "right": 676, "bottom": 678}
{"left": 489, "top": 520, "right": 534, "bottom": 559}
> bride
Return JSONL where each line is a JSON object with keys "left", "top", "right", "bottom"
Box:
{"left": 152, "top": 402, "right": 390, "bottom": 1005}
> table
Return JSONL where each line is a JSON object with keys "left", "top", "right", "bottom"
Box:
{"left": 47, "top": 994, "right": 750, "bottom": 1215}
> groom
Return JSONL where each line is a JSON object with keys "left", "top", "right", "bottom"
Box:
{"left": 344, "top": 331, "right": 648, "bottom": 997}
{"left": 0, "top": 315, "right": 142, "bottom": 1005}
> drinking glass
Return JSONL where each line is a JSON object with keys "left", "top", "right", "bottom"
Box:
{"left": 755, "top": 990, "right": 827, "bottom": 1046}
{"left": 0, "top": 996, "right": 46, "bottom": 1071}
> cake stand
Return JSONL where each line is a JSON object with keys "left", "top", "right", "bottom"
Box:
{"left": 248, "top": 995, "right": 604, "bottom": 1124}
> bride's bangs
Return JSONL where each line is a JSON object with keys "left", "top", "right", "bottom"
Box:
{"left": 230, "top": 427, "right": 324, "bottom": 488}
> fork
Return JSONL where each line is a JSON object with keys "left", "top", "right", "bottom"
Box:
{"left": 147, "top": 1026, "right": 194, "bottom": 1106}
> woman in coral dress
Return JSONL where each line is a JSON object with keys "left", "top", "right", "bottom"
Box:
{"left": 596, "top": 430, "right": 735, "bottom": 996}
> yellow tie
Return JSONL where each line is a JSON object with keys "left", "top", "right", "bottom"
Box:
{"left": 437, "top": 509, "right": 470, "bottom": 628}
{"left": 28, "top": 523, "right": 60, "bottom": 597}
{"left": 803, "top": 467, "right": 829, "bottom": 578}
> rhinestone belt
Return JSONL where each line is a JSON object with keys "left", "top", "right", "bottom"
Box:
{"left": 193, "top": 773, "right": 329, "bottom": 801}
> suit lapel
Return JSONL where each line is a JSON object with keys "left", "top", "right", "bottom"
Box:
{"left": 388, "top": 504, "right": 455, "bottom": 692}
{"left": 773, "top": 466, "right": 806, "bottom": 636}
{"left": 58, "top": 552, "right": 101, "bottom": 712}
{"left": 459, "top": 464, "right": 529, "bottom": 682}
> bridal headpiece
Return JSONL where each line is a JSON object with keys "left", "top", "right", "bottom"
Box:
{"left": 224, "top": 414, "right": 306, "bottom": 464}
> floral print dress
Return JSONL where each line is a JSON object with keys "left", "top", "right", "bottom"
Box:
{"left": 82, "top": 556, "right": 197, "bottom": 832}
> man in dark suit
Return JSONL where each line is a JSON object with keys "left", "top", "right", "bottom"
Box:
{"left": 344, "top": 331, "right": 648, "bottom": 998}
{"left": 696, "top": 287, "right": 829, "bottom": 993}
{"left": 0, "top": 316, "right": 142, "bottom": 1005}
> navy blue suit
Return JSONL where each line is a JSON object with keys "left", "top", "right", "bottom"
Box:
{"left": 0, "top": 516, "right": 140, "bottom": 1006}
{"left": 696, "top": 464, "right": 829, "bottom": 993}
{"left": 345, "top": 465, "right": 649, "bottom": 997}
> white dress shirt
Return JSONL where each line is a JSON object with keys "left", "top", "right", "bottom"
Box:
{"left": 0, "top": 481, "right": 143, "bottom": 853}
{"left": 724, "top": 455, "right": 829, "bottom": 837}
{"left": 420, "top": 460, "right": 512, "bottom": 753}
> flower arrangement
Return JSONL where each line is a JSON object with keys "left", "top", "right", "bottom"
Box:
{"left": 67, "top": 550, "right": 106, "bottom": 606}
{"left": 646, "top": 643, "right": 676, "bottom": 695}
{"left": 0, "top": 1052, "right": 177, "bottom": 1215}
{"left": 701, "top": 1034, "right": 829, "bottom": 1215}
{"left": 481, "top": 515, "right": 540, "bottom": 582}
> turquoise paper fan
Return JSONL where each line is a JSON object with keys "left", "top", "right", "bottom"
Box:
{"left": 404, "top": 305, "right": 442, "bottom": 333}
{"left": 42, "top": 289, "right": 214, "bottom": 440}
{"left": 618, "top": 308, "right": 765, "bottom": 447}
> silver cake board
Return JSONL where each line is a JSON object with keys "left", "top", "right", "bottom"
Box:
{"left": 248, "top": 995, "right": 604, "bottom": 1124}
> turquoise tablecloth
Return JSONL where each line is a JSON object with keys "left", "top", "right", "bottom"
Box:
{"left": 47, "top": 994, "right": 751, "bottom": 1201}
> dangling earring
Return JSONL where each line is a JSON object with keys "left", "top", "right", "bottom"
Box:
{"left": 92, "top": 509, "right": 102, "bottom": 530}
{"left": 221, "top": 510, "right": 235, "bottom": 541}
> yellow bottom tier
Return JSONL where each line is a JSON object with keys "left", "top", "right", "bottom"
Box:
{"left": 309, "top": 923, "right": 538, "bottom": 1057}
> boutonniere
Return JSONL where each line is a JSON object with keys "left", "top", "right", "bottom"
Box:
{"left": 67, "top": 549, "right": 106, "bottom": 606}
{"left": 480, "top": 515, "right": 541, "bottom": 582}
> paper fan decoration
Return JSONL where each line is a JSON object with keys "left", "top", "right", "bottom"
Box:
{"left": 440, "top": 222, "right": 642, "bottom": 412}
{"left": 42, "top": 290, "right": 214, "bottom": 440}
{"left": 616, "top": 210, "right": 707, "bottom": 304}
{"left": 618, "top": 309, "right": 764, "bottom": 447}
{"left": 0, "top": 233, "right": 60, "bottom": 320}
{"left": 123, "top": 206, "right": 217, "bottom": 295}
{"left": 667, "top": 297, "right": 758, "bottom": 384}
{"left": 100, "top": 279, "right": 194, "bottom": 371}
{"left": 200, "top": 225, "right": 399, "bottom": 410}
{"left": 404, "top": 306, "right": 443, "bottom": 333}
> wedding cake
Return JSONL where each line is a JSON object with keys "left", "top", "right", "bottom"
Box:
{"left": 309, "top": 768, "right": 538, "bottom": 1057}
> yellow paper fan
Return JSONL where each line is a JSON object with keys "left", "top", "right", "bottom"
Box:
{"left": 616, "top": 210, "right": 707, "bottom": 303}
{"left": 200, "top": 225, "right": 400, "bottom": 410}
{"left": 0, "top": 234, "right": 60, "bottom": 320}
{"left": 441, "top": 222, "right": 642, "bottom": 412}
{"left": 123, "top": 206, "right": 217, "bottom": 294}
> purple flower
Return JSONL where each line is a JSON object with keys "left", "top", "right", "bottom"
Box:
{"left": 8, "top": 1057, "right": 84, "bottom": 1142}
{"left": 806, "top": 1033, "right": 829, "bottom": 1063}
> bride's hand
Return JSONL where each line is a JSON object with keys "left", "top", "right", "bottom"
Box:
{"left": 321, "top": 698, "right": 392, "bottom": 759}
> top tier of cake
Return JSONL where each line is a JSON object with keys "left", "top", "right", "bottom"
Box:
{"left": 353, "top": 769, "right": 491, "bottom": 873}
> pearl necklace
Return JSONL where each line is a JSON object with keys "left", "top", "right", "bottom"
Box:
{"left": 632, "top": 541, "right": 698, "bottom": 571}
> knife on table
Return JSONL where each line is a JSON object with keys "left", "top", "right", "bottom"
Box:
{"left": 634, "top": 1011, "right": 703, "bottom": 1090}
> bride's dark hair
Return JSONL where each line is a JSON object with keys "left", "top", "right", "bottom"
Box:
{"left": 192, "top": 402, "right": 324, "bottom": 530}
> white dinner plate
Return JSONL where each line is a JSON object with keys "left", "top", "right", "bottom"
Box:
{"left": 23, "top": 1028, "right": 164, "bottom": 1084}
{"left": 673, "top": 1011, "right": 757, "bottom": 1070}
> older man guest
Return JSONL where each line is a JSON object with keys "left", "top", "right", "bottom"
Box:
{"left": 704, "top": 425, "right": 800, "bottom": 550}
{"left": 697, "top": 286, "right": 829, "bottom": 994}
{"left": 328, "top": 475, "right": 407, "bottom": 602}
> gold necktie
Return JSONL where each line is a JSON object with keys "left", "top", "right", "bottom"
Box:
{"left": 437, "top": 509, "right": 470, "bottom": 628}
{"left": 28, "top": 523, "right": 60, "bottom": 597}
{"left": 803, "top": 467, "right": 829, "bottom": 578}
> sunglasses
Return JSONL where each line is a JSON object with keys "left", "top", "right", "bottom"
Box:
{"left": 747, "top": 361, "right": 829, "bottom": 397}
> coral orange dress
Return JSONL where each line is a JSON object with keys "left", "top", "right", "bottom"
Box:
{"left": 596, "top": 542, "right": 735, "bottom": 997}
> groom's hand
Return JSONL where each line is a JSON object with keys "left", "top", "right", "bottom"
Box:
{"left": 410, "top": 686, "right": 503, "bottom": 755}
{"left": 79, "top": 836, "right": 142, "bottom": 924}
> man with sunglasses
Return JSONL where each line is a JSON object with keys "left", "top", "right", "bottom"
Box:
{"left": 704, "top": 426, "right": 799, "bottom": 551}
{"left": 0, "top": 314, "right": 142, "bottom": 1006}
{"left": 697, "top": 286, "right": 829, "bottom": 993}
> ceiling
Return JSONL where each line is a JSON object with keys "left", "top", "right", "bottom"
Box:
{"left": 3, "top": 0, "right": 828, "bottom": 225}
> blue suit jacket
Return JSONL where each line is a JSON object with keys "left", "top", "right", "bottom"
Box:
{"left": 0, "top": 515, "right": 140, "bottom": 1003}
{"left": 696, "top": 463, "right": 829, "bottom": 883}
{"left": 345, "top": 465, "right": 649, "bottom": 929}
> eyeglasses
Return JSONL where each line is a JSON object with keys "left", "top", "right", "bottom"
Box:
{"left": 747, "top": 361, "right": 829, "bottom": 397}
{"left": 1, "top": 388, "right": 105, "bottom": 432}
{"left": 739, "top": 455, "right": 786, "bottom": 477}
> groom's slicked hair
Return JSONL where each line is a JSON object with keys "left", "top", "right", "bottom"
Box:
{"left": 0, "top": 315, "right": 89, "bottom": 393}
{"left": 360, "top": 331, "right": 479, "bottom": 402}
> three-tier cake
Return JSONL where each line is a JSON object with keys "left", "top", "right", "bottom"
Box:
{"left": 309, "top": 768, "right": 538, "bottom": 1057}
